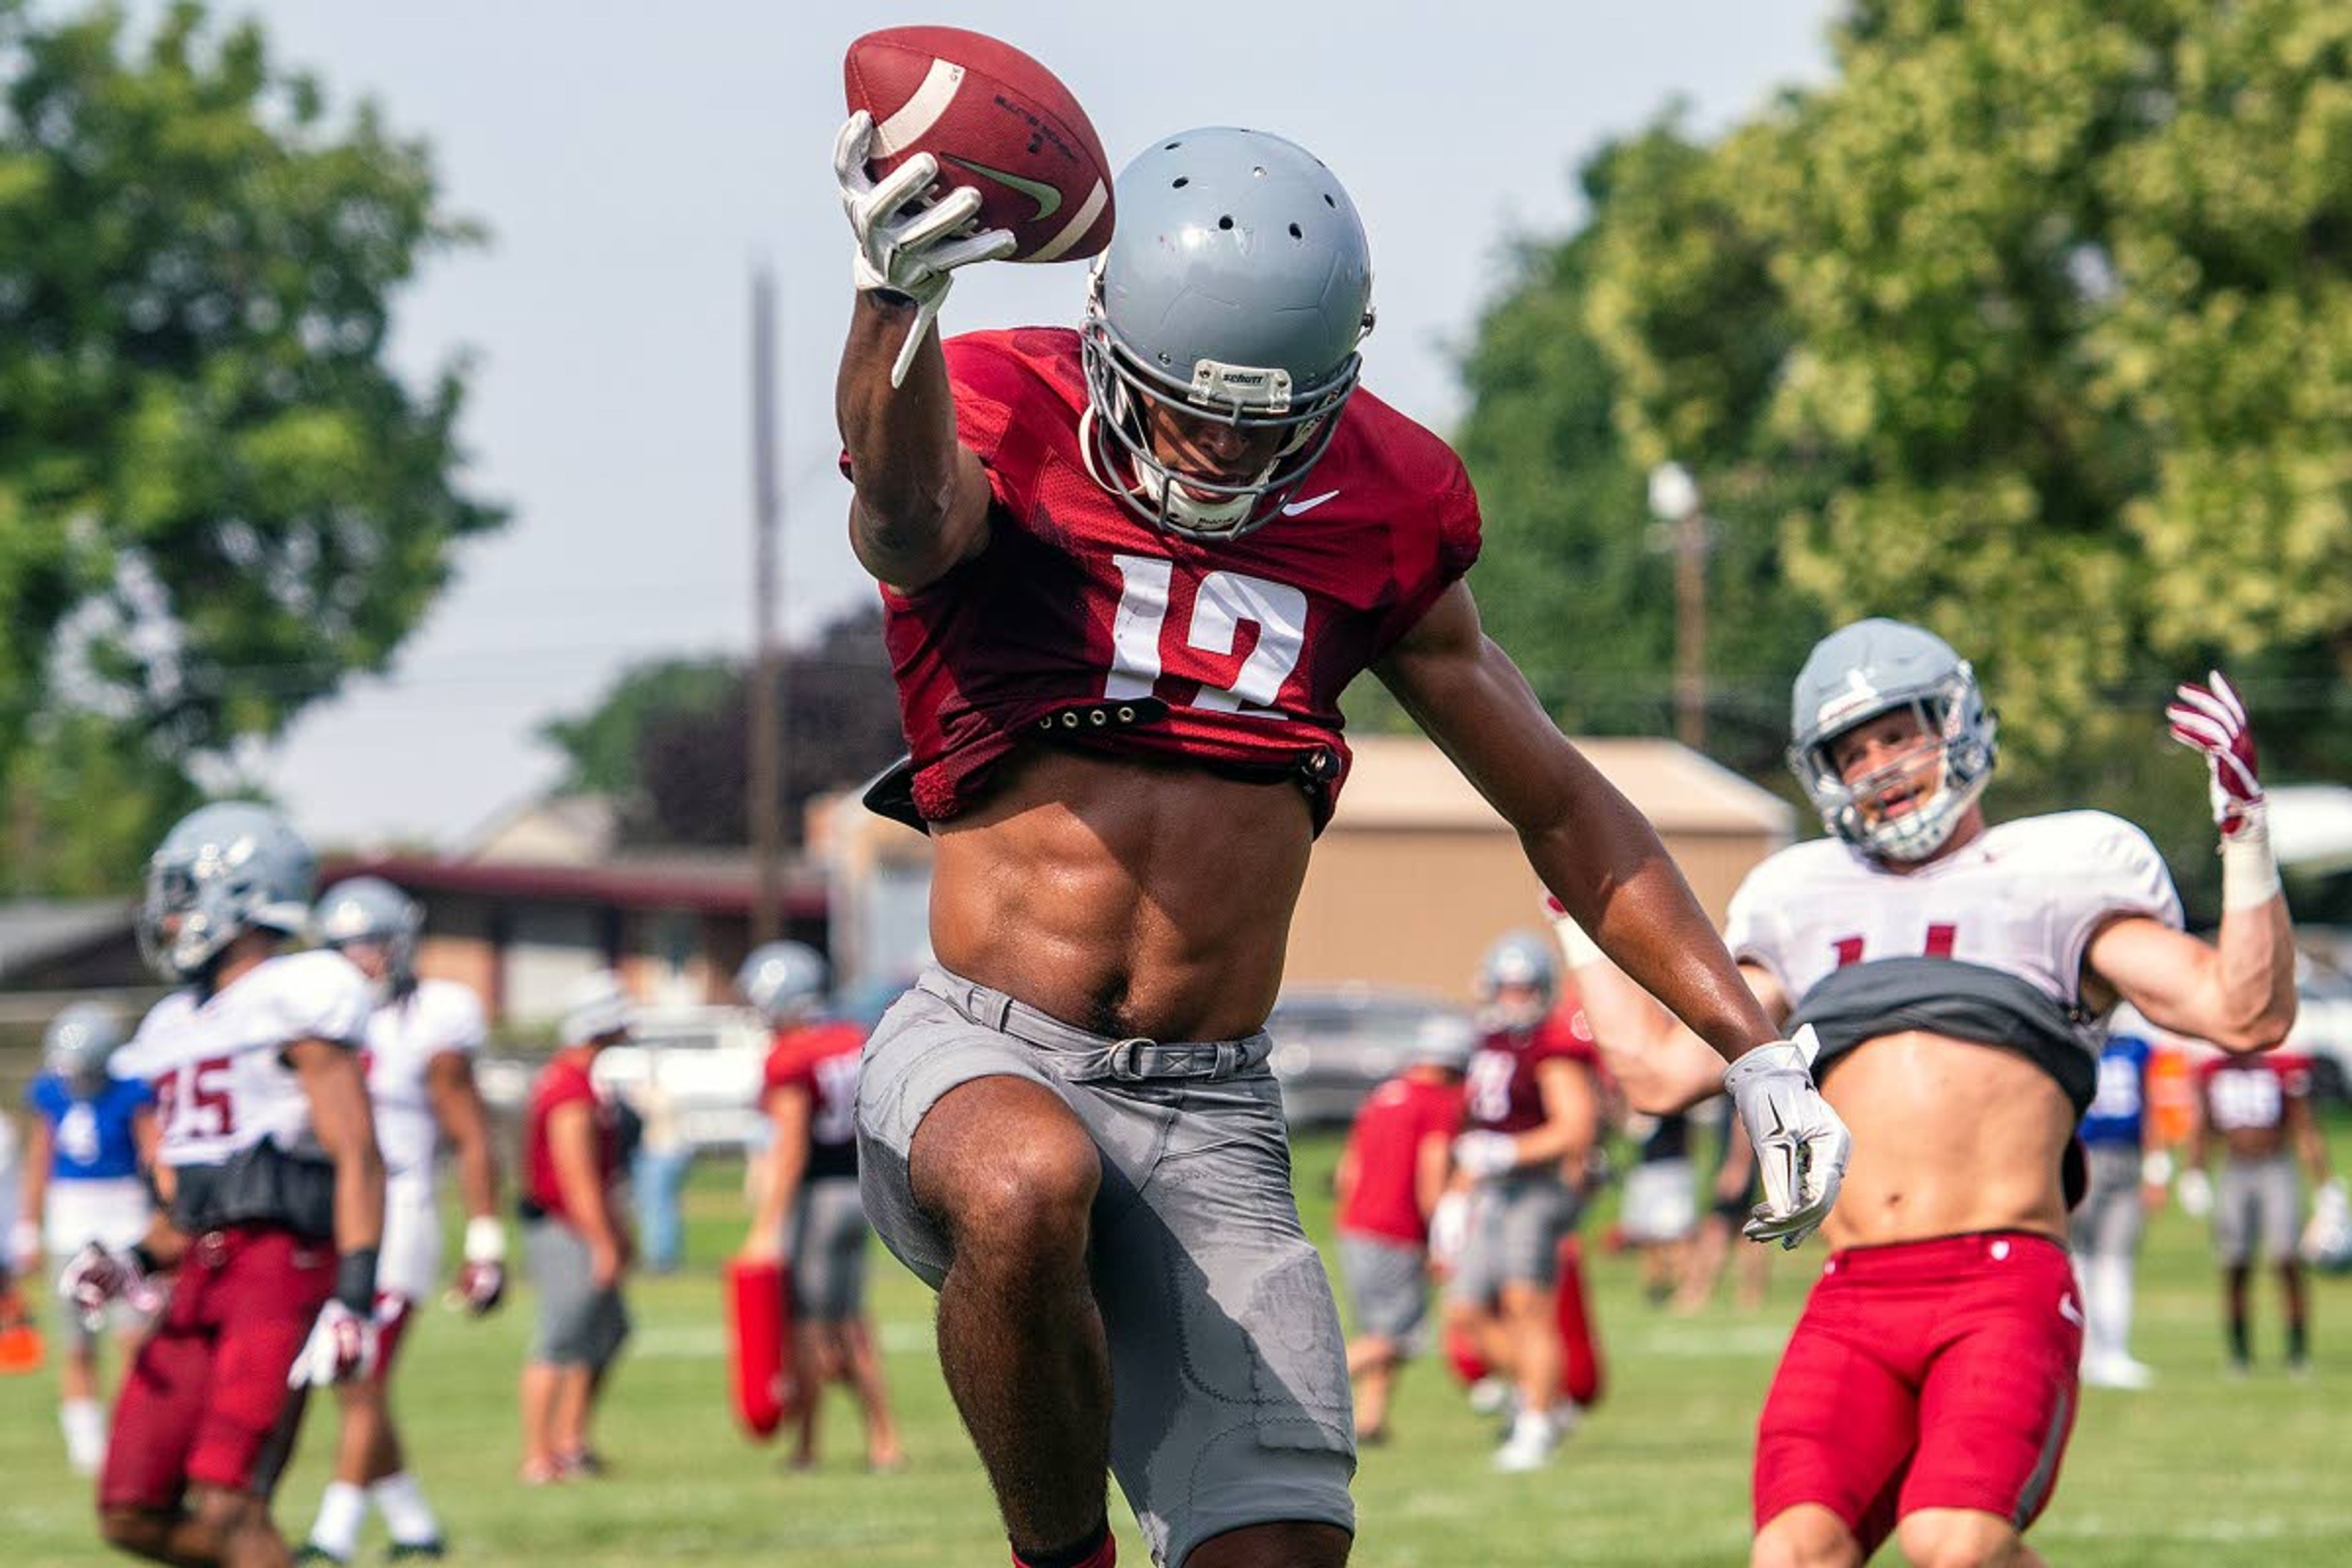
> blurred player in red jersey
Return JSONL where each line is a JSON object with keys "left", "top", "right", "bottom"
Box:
{"left": 517, "top": 973, "right": 634, "bottom": 1485}
{"left": 1330, "top": 1014, "right": 1471, "bottom": 1445}
{"left": 84, "top": 803, "right": 386, "bottom": 1567}
{"left": 2182, "top": 1047, "right": 2339, "bottom": 1376}
{"left": 835, "top": 111, "right": 1845, "bottom": 1568}
{"left": 295, "top": 878, "right": 505, "bottom": 1563}
{"left": 1442, "top": 933, "right": 1604, "bottom": 1472}
{"left": 736, "top": 941, "right": 903, "bottom": 1472}
{"left": 1568, "top": 622, "right": 2297, "bottom": 1568}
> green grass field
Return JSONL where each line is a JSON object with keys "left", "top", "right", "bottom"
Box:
{"left": 6, "top": 1124, "right": 2351, "bottom": 1567}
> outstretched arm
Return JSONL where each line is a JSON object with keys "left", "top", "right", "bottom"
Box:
{"left": 1374, "top": 582, "right": 1778, "bottom": 1065}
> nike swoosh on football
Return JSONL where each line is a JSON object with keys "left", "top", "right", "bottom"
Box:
{"left": 1281, "top": 490, "right": 1341, "bottom": 516}
{"left": 941, "top": 156, "right": 1062, "bottom": 222}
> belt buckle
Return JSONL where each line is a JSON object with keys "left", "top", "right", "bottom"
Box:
{"left": 1103, "top": 1038, "right": 1154, "bottom": 1080}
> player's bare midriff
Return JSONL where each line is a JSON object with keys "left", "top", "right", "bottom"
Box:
{"left": 2218, "top": 1121, "right": 2290, "bottom": 1163}
{"left": 928, "top": 744, "right": 1316, "bottom": 1042}
{"left": 1818, "top": 1030, "right": 2076, "bottom": 1249}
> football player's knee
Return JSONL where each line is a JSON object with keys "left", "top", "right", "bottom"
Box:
{"left": 1752, "top": 1507, "right": 1861, "bottom": 1568}
{"left": 950, "top": 1139, "right": 1099, "bottom": 1263}
{"left": 1893, "top": 1512, "right": 2018, "bottom": 1568}
{"left": 97, "top": 1506, "right": 170, "bottom": 1555}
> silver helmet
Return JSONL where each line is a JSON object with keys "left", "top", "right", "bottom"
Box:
{"left": 1080, "top": 127, "right": 1375, "bottom": 541}
{"left": 1475, "top": 929, "right": 1558, "bottom": 1028}
{"left": 737, "top": 940, "right": 827, "bottom": 1025}
{"left": 138, "top": 802, "right": 317, "bottom": 981}
{"left": 43, "top": 1001, "right": 128, "bottom": 1091}
{"left": 1787, "top": 617, "right": 1998, "bottom": 863}
{"left": 314, "top": 876, "right": 423, "bottom": 989}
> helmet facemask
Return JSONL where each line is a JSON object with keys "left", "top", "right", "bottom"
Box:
{"left": 1790, "top": 676, "right": 1997, "bottom": 864}
{"left": 1080, "top": 265, "right": 1365, "bottom": 541}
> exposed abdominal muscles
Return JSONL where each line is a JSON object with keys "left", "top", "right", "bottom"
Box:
{"left": 927, "top": 744, "right": 1315, "bottom": 1041}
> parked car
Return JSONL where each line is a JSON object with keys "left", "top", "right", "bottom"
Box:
{"left": 1263, "top": 986, "right": 1474, "bottom": 1129}
{"left": 477, "top": 1003, "right": 774, "bottom": 1155}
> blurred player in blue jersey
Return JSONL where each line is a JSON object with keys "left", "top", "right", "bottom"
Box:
{"left": 14, "top": 1001, "right": 159, "bottom": 1474}
{"left": 2067, "top": 1023, "right": 2168, "bottom": 1389}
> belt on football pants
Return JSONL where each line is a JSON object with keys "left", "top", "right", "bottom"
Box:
{"left": 916, "top": 967, "right": 1273, "bottom": 1084}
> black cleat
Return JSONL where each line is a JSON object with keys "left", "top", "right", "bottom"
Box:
{"left": 386, "top": 1544, "right": 447, "bottom": 1562}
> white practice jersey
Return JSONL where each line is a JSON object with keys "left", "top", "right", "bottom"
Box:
{"left": 364, "top": 978, "right": 487, "bottom": 1185}
{"left": 116, "top": 949, "right": 373, "bottom": 1170}
{"left": 1727, "top": 811, "right": 2184, "bottom": 1016}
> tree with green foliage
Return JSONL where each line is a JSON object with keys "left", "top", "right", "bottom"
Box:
{"left": 1456, "top": 0, "right": 2352, "bottom": 906}
{"left": 0, "top": 0, "right": 499, "bottom": 890}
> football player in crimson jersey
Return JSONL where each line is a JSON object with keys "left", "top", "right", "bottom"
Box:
{"left": 834, "top": 116, "right": 1847, "bottom": 1568}
{"left": 2182, "top": 1047, "right": 2339, "bottom": 1376}
{"left": 1330, "top": 1014, "right": 1470, "bottom": 1446}
{"left": 1566, "top": 619, "right": 2298, "bottom": 1568}
{"left": 292, "top": 877, "right": 505, "bottom": 1564}
{"left": 736, "top": 941, "right": 903, "bottom": 1472}
{"left": 81, "top": 803, "right": 387, "bottom": 1568}
{"left": 1442, "top": 932, "right": 1604, "bottom": 1472}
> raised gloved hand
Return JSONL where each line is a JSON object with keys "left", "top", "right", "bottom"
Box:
{"left": 450, "top": 1216, "right": 507, "bottom": 1316}
{"left": 2166, "top": 672, "right": 2264, "bottom": 839}
{"left": 287, "top": 1298, "right": 380, "bottom": 1388}
{"left": 56, "top": 1242, "right": 164, "bottom": 1330}
{"left": 1723, "top": 1026, "right": 1851, "bottom": 1251}
{"left": 836, "top": 111, "right": 1017, "bottom": 389}
{"left": 1452, "top": 1131, "right": 1520, "bottom": 1180}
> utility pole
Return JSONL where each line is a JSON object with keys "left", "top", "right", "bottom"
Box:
{"left": 748, "top": 263, "right": 785, "bottom": 944}
{"left": 1646, "top": 461, "right": 1711, "bottom": 753}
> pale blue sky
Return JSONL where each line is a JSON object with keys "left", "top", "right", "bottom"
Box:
{"left": 227, "top": 1, "right": 1838, "bottom": 846}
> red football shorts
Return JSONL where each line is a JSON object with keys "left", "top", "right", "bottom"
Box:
{"left": 1754, "top": 1231, "right": 2082, "bottom": 1555}
{"left": 101, "top": 1227, "right": 336, "bottom": 1509}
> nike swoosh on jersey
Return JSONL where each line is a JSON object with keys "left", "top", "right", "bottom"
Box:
{"left": 2058, "top": 1295, "right": 2084, "bottom": 1326}
{"left": 941, "top": 156, "right": 1063, "bottom": 222}
{"left": 1281, "top": 490, "right": 1341, "bottom": 516}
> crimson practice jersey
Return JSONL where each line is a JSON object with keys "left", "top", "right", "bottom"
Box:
{"left": 2198, "top": 1052, "right": 2312, "bottom": 1134}
{"left": 762, "top": 1020, "right": 865, "bottom": 1182}
{"left": 115, "top": 950, "right": 373, "bottom": 1177}
{"left": 363, "top": 979, "right": 488, "bottom": 1189}
{"left": 1725, "top": 810, "right": 2182, "bottom": 1105}
{"left": 1464, "top": 1009, "right": 1599, "bottom": 1136}
{"left": 872, "top": 328, "right": 1483, "bottom": 829}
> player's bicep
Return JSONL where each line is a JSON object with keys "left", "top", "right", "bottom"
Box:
{"left": 1536, "top": 1059, "right": 1599, "bottom": 1146}
{"left": 424, "top": 1050, "right": 489, "bottom": 1132}
{"left": 846, "top": 443, "right": 994, "bottom": 594}
{"left": 2086, "top": 916, "right": 2225, "bottom": 1043}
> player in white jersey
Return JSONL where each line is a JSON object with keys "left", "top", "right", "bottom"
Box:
{"left": 292, "top": 876, "right": 505, "bottom": 1564}
{"left": 69, "top": 802, "right": 387, "bottom": 1568}
{"left": 1563, "top": 619, "right": 2296, "bottom": 1568}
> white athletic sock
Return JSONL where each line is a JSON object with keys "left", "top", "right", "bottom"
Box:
{"left": 309, "top": 1480, "right": 368, "bottom": 1560}
{"left": 61, "top": 1398, "right": 107, "bottom": 1474}
{"left": 2088, "top": 1253, "right": 2135, "bottom": 1362}
{"left": 371, "top": 1471, "right": 441, "bottom": 1545}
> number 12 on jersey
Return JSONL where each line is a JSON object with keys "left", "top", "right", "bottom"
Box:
{"left": 1104, "top": 555, "right": 1306, "bottom": 717}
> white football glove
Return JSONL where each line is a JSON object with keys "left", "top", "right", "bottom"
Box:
{"left": 1452, "top": 1131, "right": 1520, "bottom": 1180}
{"left": 450, "top": 1215, "right": 508, "bottom": 1316}
{"left": 56, "top": 1242, "right": 164, "bottom": 1331}
{"left": 1723, "top": 1026, "right": 1850, "bottom": 1251}
{"left": 835, "top": 110, "right": 1017, "bottom": 390}
{"left": 287, "top": 1298, "right": 380, "bottom": 1389}
{"left": 2302, "top": 1178, "right": 2350, "bottom": 1264}
{"left": 1428, "top": 1191, "right": 1471, "bottom": 1272}
{"left": 2176, "top": 1166, "right": 2215, "bottom": 1219}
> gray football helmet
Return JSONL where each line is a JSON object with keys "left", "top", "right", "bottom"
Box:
{"left": 314, "top": 875, "right": 423, "bottom": 989}
{"left": 1788, "top": 617, "right": 1998, "bottom": 863}
{"left": 737, "top": 940, "right": 828, "bottom": 1025}
{"left": 43, "top": 1001, "right": 129, "bottom": 1091}
{"left": 1475, "top": 929, "right": 1559, "bottom": 1028}
{"left": 138, "top": 801, "right": 317, "bottom": 981}
{"left": 1080, "top": 127, "right": 1375, "bottom": 540}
